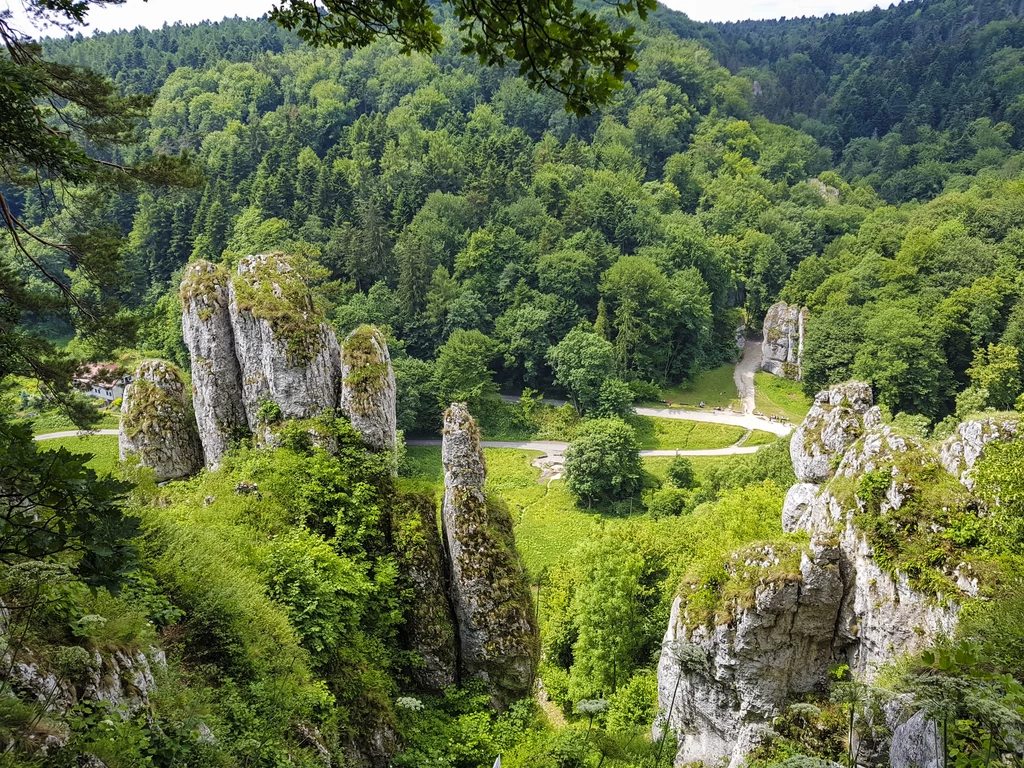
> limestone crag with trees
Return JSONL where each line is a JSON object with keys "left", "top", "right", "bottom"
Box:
{"left": 655, "top": 381, "right": 1019, "bottom": 768}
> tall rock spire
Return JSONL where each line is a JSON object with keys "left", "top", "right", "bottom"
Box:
{"left": 180, "top": 260, "right": 247, "bottom": 467}
{"left": 440, "top": 402, "right": 537, "bottom": 707}
{"left": 340, "top": 325, "right": 397, "bottom": 459}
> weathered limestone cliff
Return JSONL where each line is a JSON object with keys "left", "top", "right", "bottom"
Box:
{"left": 119, "top": 360, "right": 203, "bottom": 481}
{"left": 656, "top": 383, "right": 1016, "bottom": 767}
{"left": 228, "top": 253, "right": 341, "bottom": 429}
{"left": 790, "top": 381, "right": 879, "bottom": 483}
{"left": 390, "top": 493, "right": 458, "bottom": 691}
{"left": 340, "top": 325, "right": 397, "bottom": 457}
{"left": 939, "top": 417, "right": 1018, "bottom": 490}
{"left": 762, "top": 301, "right": 808, "bottom": 380}
{"left": 440, "top": 403, "right": 537, "bottom": 707}
{"left": 656, "top": 545, "right": 845, "bottom": 768}
{"left": 180, "top": 260, "right": 248, "bottom": 467}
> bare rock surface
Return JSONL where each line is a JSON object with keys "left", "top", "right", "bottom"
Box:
{"left": 654, "top": 381, "right": 1017, "bottom": 767}
{"left": 340, "top": 325, "right": 397, "bottom": 456}
{"left": 890, "top": 710, "right": 942, "bottom": 768}
{"left": 790, "top": 381, "right": 875, "bottom": 482}
{"left": 940, "top": 417, "right": 1018, "bottom": 490}
{"left": 761, "top": 301, "right": 808, "bottom": 379}
{"left": 180, "top": 260, "right": 247, "bottom": 466}
{"left": 441, "top": 403, "right": 537, "bottom": 707}
{"left": 228, "top": 253, "right": 341, "bottom": 430}
{"left": 655, "top": 546, "right": 844, "bottom": 768}
{"left": 119, "top": 360, "right": 203, "bottom": 480}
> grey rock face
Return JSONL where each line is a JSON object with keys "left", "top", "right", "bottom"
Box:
{"left": 655, "top": 545, "right": 845, "bottom": 768}
{"left": 654, "top": 382, "right": 990, "bottom": 766}
{"left": 890, "top": 711, "right": 942, "bottom": 768}
{"left": 782, "top": 482, "right": 821, "bottom": 533}
{"left": 441, "top": 403, "right": 537, "bottom": 707}
{"left": 761, "top": 301, "right": 808, "bottom": 380}
{"left": 790, "top": 382, "right": 875, "bottom": 482}
{"left": 939, "top": 418, "right": 1018, "bottom": 490}
{"left": 119, "top": 360, "right": 203, "bottom": 481}
{"left": 340, "top": 325, "right": 397, "bottom": 456}
{"left": 783, "top": 421, "right": 961, "bottom": 674}
{"left": 391, "top": 493, "right": 458, "bottom": 691}
{"left": 228, "top": 253, "right": 341, "bottom": 430}
{"left": 181, "top": 260, "right": 247, "bottom": 467}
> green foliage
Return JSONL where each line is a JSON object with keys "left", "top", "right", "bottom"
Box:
{"left": 564, "top": 418, "right": 642, "bottom": 506}
{"left": 0, "top": 417, "right": 137, "bottom": 590}
{"left": 666, "top": 455, "right": 696, "bottom": 489}
{"left": 432, "top": 330, "right": 497, "bottom": 412}
{"left": 547, "top": 327, "right": 616, "bottom": 415}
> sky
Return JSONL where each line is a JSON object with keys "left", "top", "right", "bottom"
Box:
{"left": 3, "top": 0, "right": 895, "bottom": 35}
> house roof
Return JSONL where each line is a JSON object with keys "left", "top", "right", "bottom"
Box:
{"left": 73, "top": 363, "right": 122, "bottom": 389}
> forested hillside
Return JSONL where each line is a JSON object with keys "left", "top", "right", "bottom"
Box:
{"left": 3, "top": 0, "right": 1024, "bottom": 766}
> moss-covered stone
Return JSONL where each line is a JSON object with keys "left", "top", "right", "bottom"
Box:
{"left": 340, "top": 325, "right": 397, "bottom": 458}
{"left": 440, "top": 402, "right": 538, "bottom": 708}
{"left": 231, "top": 252, "right": 325, "bottom": 365}
{"left": 390, "top": 491, "right": 458, "bottom": 691}
{"left": 119, "top": 359, "right": 203, "bottom": 481}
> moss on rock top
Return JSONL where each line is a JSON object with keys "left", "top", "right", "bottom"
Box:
{"left": 232, "top": 253, "right": 325, "bottom": 364}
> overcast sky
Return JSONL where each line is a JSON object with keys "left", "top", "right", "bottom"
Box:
{"left": 3, "top": 0, "right": 895, "bottom": 35}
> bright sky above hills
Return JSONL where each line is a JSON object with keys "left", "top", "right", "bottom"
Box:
{"left": 3, "top": 0, "right": 896, "bottom": 34}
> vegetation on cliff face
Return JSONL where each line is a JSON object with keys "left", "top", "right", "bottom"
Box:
{"left": 5, "top": 0, "right": 1024, "bottom": 765}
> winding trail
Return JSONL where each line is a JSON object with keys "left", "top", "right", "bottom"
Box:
{"left": 734, "top": 339, "right": 761, "bottom": 415}
{"left": 405, "top": 438, "right": 760, "bottom": 457}
{"left": 34, "top": 429, "right": 118, "bottom": 440}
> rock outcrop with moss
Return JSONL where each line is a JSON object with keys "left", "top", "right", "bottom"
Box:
{"left": 761, "top": 301, "right": 808, "bottom": 380}
{"left": 790, "top": 381, "right": 880, "bottom": 483}
{"left": 119, "top": 360, "right": 203, "bottom": 481}
{"left": 180, "top": 260, "right": 247, "bottom": 467}
{"left": 440, "top": 403, "right": 538, "bottom": 707}
{"left": 655, "top": 382, "right": 1018, "bottom": 767}
{"left": 391, "top": 493, "right": 458, "bottom": 691}
{"left": 655, "top": 544, "right": 845, "bottom": 768}
{"left": 228, "top": 253, "right": 341, "bottom": 429}
{"left": 340, "top": 325, "right": 397, "bottom": 457}
{"left": 939, "top": 417, "right": 1018, "bottom": 490}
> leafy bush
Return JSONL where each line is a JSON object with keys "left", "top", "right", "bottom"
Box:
{"left": 564, "top": 418, "right": 642, "bottom": 506}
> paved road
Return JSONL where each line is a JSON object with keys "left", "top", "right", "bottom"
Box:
{"left": 34, "top": 429, "right": 118, "bottom": 441}
{"left": 499, "top": 375, "right": 793, "bottom": 437}
{"left": 406, "top": 438, "right": 760, "bottom": 458}
{"left": 734, "top": 339, "right": 761, "bottom": 415}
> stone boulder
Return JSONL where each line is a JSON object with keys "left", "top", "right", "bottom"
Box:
{"left": 761, "top": 301, "right": 808, "bottom": 380}
{"left": 890, "top": 711, "right": 942, "bottom": 768}
{"left": 440, "top": 403, "right": 537, "bottom": 707}
{"left": 390, "top": 492, "right": 458, "bottom": 691}
{"left": 119, "top": 360, "right": 203, "bottom": 481}
{"left": 340, "top": 325, "right": 397, "bottom": 457}
{"left": 790, "top": 381, "right": 878, "bottom": 482}
{"left": 228, "top": 253, "right": 342, "bottom": 430}
{"left": 655, "top": 545, "right": 845, "bottom": 768}
{"left": 939, "top": 417, "right": 1018, "bottom": 490}
{"left": 180, "top": 260, "right": 247, "bottom": 467}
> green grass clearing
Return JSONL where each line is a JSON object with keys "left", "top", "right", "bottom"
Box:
{"left": 659, "top": 364, "right": 739, "bottom": 410}
{"left": 642, "top": 455, "right": 736, "bottom": 483}
{"left": 24, "top": 409, "right": 120, "bottom": 435}
{"left": 631, "top": 416, "right": 745, "bottom": 450}
{"left": 38, "top": 435, "right": 119, "bottom": 476}
{"left": 741, "top": 429, "right": 779, "bottom": 447}
{"left": 754, "top": 372, "right": 811, "bottom": 422}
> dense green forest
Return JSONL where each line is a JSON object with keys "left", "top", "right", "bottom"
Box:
{"left": 3, "top": 0, "right": 1024, "bottom": 766}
